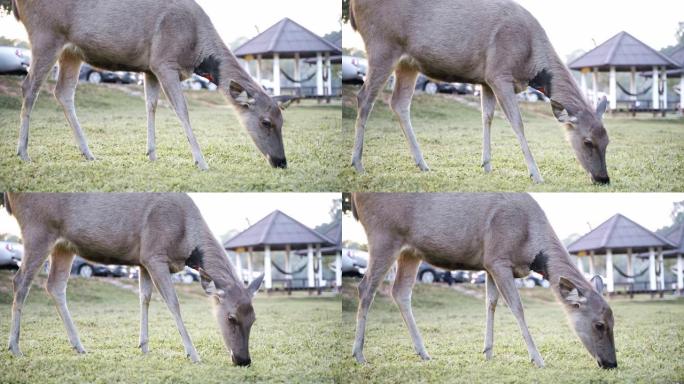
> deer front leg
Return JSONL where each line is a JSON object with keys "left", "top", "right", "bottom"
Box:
{"left": 483, "top": 271, "right": 499, "bottom": 360}
{"left": 138, "top": 266, "right": 153, "bottom": 354}
{"left": 46, "top": 249, "right": 86, "bottom": 353}
{"left": 487, "top": 265, "right": 544, "bottom": 367}
{"left": 144, "top": 73, "right": 161, "bottom": 161}
{"left": 143, "top": 260, "right": 200, "bottom": 363}
{"left": 392, "top": 251, "right": 430, "bottom": 360}
{"left": 390, "top": 64, "right": 429, "bottom": 172}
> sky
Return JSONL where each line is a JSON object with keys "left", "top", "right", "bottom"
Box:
{"left": 0, "top": 193, "right": 339, "bottom": 243}
{"left": 343, "top": 193, "right": 684, "bottom": 244}
{"left": 0, "top": 0, "right": 341, "bottom": 46}
{"left": 342, "top": 0, "right": 684, "bottom": 60}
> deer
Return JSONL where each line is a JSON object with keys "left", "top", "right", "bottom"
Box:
{"left": 4, "top": 193, "right": 264, "bottom": 366}
{"left": 350, "top": 193, "right": 617, "bottom": 369}
{"left": 349, "top": 0, "right": 610, "bottom": 184}
{"left": 11, "top": 0, "right": 287, "bottom": 170}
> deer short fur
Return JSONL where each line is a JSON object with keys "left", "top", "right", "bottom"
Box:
{"left": 351, "top": 193, "right": 617, "bottom": 369}
{"left": 349, "top": 0, "right": 610, "bottom": 184}
{"left": 4, "top": 193, "right": 264, "bottom": 366}
{"left": 12, "top": 0, "right": 287, "bottom": 170}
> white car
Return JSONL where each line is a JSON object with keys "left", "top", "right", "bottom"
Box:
{"left": 342, "top": 56, "right": 367, "bottom": 84}
{"left": 0, "top": 46, "right": 31, "bottom": 74}
{"left": 0, "top": 241, "right": 23, "bottom": 268}
{"left": 330, "top": 248, "right": 369, "bottom": 276}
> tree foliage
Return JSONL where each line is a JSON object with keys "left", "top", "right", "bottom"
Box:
{"left": 0, "top": 0, "right": 11, "bottom": 15}
{"left": 342, "top": 0, "right": 349, "bottom": 23}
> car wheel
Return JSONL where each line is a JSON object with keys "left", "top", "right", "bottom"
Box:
{"left": 78, "top": 264, "right": 94, "bottom": 278}
{"left": 88, "top": 71, "right": 102, "bottom": 84}
{"left": 420, "top": 269, "right": 436, "bottom": 284}
{"left": 424, "top": 82, "right": 438, "bottom": 95}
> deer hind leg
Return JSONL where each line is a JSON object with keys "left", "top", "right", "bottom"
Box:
{"left": 143, "top": 73, "right": 161, "bottom": 161}
{"left": 8, "top": 230, "right": 55, "bottom": 356}
{"left": 391, "top": 249, "right": 430, "bottom": 360}
{"left": 483, "top": 271, "right": 499, "bottom": 360}
{"left": 17, "top": 36, "right": 64, "bottom": 161}
{"left": 486, "top": 264, "right": 544, "bottom": 367}
{"left": 46, "top": 247, "right": 85, "bottom": 353}
{"left": 487, "top": 77, "right": 543, "bottom": 183}
{"left": 55, "top": 50, "right": 95, "bottom": 160}
{"left": 481, "top": 84, "right": 496, "bottom": 173}
{"left": 142, "top": 259, "right": 199, "bottom": 363}
{"left": 352, "top": 234, "right": 401, "bottom": 363}
{"left": 138, "top": 266, "right": 153, "bottom": 354}
{"left": 391, "top": 63, "right": 429, "bottom": 171}
{"left": 152, "top": 66, "right": 208, "bottom": 170}
{"left": 351, "top": 44, "right": 402, "bottom": 173}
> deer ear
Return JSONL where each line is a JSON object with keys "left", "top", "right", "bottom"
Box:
{"left": 229, "top": 80, "right": 255, "bottom": 107}
{"left": 551, "top": 100, "right": 578, "bottom": 125}
{"left": 591, "top": 275, "right": 605, "bottom": 295}
{"left": 559, "top": 276, "right": 587, "bottom": 307}
{"left": 247, "top": 273, "right": 265, "bottom": 297}
{"left": 595, "top": 96, "right": 608, "bottom": 120}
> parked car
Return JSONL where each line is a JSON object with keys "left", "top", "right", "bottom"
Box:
{"left": 342, "top": 56, "right": 367, "bottom": 84}
{"left": 518, "top": 87, "right": 547, "bottom": 102}
{"left": 415, "top": 74, "right": 474, "bottom": 95}
{"left": 0, "top": 241, "right": 23, "bottom": 269}
{"left": 417, "top": 262, "right": 451, "bottom": 283}
{"left": 172, "top": 266, "right": 200, "bottom": 284}
{"left": 470, "top": 271, "right": 486, "bottom": 284}
{"left": 79, "top": 63, "right": 138, "bottom": 84}
{"left": 71, "top": 256, "right": 111, "bottom": 278}
{"left": 332, "top": 248, "right": 369, "bottom": 277}
{"left": 182, "top": 74, "right": 217, "bottom": 91}
{"left": 0, "top": 46, "right": 30, "bottom": 74}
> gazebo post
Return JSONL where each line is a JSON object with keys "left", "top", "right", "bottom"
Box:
{"left": 658, "top": 247, "right": 665, "bottom": 291}
{"left": 256, "top": 55, "right": 262, "bottom": 85}
{"left": 626, "top": 248, "right": 634, "bottom": 284}
{"left": 285, "top": 244, "right": 292, "bottom": 295}
{"left": 307, "top": 243, "right": 315, "bottom": 288}
{"left": 273, "top": 53, "right": 281, "bottom": 96}
{"left": 247, "top": 247, "right": 254, "bottom": 284}
{"left": 316, "top": 52, "right": 323, "bottom": 96}
{"left": 680, "top": 76, "right": 684, "bottom": 112}
{"left": 316, "top": 244, "right": 323, "bottom": 294}
{"left": 325, "top": 52, "right": 332, "bottom": 96}
{"left": 630, "top": 66, "right": 636, "bottom": 116}
{"left": 652, "top": 66, "right": 659, "bottom": 110}
{"left": 264, "top": 245, "right": 272, "bottom": 291}
{"left": 589, "top": 250, "right": 596, "bottom": 275}
{"left": 335, "top": 251, "right": 342, "bottom": 289}
{"left": 609, "top": 66, "right": 617, "bottom": 111}
{"left": 661, "top": 68, "right": 668, "bottom": 117}
{"left": 606, "top": 248, "right": 614, "bottom": 293}
{"left": 592, "top": 68, "right": 599, "bottom": 107}
{"left": 580, "top": 70, "right": 587, "bottom": 100}
{"left": 677, "top": 253, "right": 683, "bottom": 294}
{"left": 235, "top": 253, "right": 243, "bottom": 283}
{"left": 294, "top": 52, "right": 301, "bottom": 97}
{"left": 648, "top": 246, "right": 656, "bottom": 291}
{"left": 576, "top": 255, "right": 584, "bottom": 274}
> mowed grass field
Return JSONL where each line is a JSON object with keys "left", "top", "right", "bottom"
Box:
{"left": 0, "top": 76, "right": 344, "bottom": 191}
{"left": 337, "top": 279, "right": 684, "bottom": 383}
{"left": 0, "top": 270, "right": 341, "bottom": 384}
{"left": 341, "top": 85, "right": 684, "bottom": 192}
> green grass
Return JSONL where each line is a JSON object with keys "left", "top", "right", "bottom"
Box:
{"left": 337, "top": 279, "right": 684, "bottom": 383}
{"left": 0, "top": 270, "right": 341, "bottom": 384}
{"left": 341, "top": 85, "right": 684, "bottom": 191}
{"left": 0, "top": 76, "right": 344, "bottom": 191}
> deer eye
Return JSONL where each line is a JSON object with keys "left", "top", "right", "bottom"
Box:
{"left": 261, "top": 119, "right": 273, "bottom": 129}
{"left": 594, "top": 322, "right": 605, "bottom": 331}
{"left": 583, "top": 139, "right": 594, "bottom": 148}
{"left": 227, "top": 315, "right": 238, "bottom": 324}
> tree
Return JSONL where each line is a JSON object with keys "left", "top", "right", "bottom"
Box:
{"left": 323, "top": 30, "right": 341, "bottom": 46}
{"left": 314, "top": 198, "right": 342, "bottom": 235}
{"left": 0, "top": 0, "right": 11, "bottom": 15}
{"left": 342, "top": 0, "right": 350, "bottom": 24}
{"left": 655, "top": 201, "right": 684, "bottom": 235}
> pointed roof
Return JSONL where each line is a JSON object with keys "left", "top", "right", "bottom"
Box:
{"left": 234, "top": 18, "right": 341, "bottom": 60}
{"left": 569, "top": 31, "right": 680, "bottom": 72}
{"left": 567, "top": 214, "right": 676, "bottom": 254}
{"left": 223, "top": 210, "right": 333, "bottom": 251}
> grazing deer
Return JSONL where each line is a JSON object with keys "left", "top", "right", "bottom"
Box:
{"left": 11, "top": 0, "right": 287, "bottom": 170}
{"left": 349, "top": 0, "right": 610, "bottom": 184}
{"left": 4, "top": 193, "right": 264, "bottom": 366}
{"left": 351, "top": 193, "right": 617, "bottom": 369}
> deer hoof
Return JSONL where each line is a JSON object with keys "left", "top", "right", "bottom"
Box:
{"left": 352, "top": 161, "right": 365, "bottom": 173}
{"left": 17, "top": 152, "right": 31, "bottom": 162}
{"left": 195, "top": 159, "right": 209, "bottom": 171}
{"left": 8, "top": 344, "right": 23, "bottom": 357}
{"left": 418, "top": 351, "right": 431, "bottom": 361}
{"left": 352, "top": 351, "right": 367, "bottom": 364}
{"left": 74, "top": 345, "right": 87, "bottom": 354}
{"left": 417, "top": 162, "right": 430, "bottom": 172}
{"left": 82, "top": 151, "right": 95, "bottom": 161}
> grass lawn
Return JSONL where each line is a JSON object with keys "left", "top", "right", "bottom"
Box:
{"left": 0, "top": 76, "right": 344, "bottom": 191}
{"left": 337, "top": 278, "right": 684, "bottom": 383}
{"left": 0, "top": 270, "right": 341, "bottom": 384}
{"left": 341, "top": 85, "right": 684, "bottom": 192}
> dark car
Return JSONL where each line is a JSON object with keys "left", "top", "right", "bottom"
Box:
{"left": 79, "top": 63, "right": 138, "bottom": 84}
{"left": 71, "top": 256, "right": 111, "bottom": 278}
{"left": 415, "top": 74, "right": 474, "bottom": 95}
{"left": 417, "top": 262, "right": 450, "bottom": 283}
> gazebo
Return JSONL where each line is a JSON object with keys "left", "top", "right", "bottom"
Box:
{"left": 234, "top": 17, "right": 341, "bottom": 97}
{"left": 223, "top": 210, "right": 335, "bottom": 291}
{"left": 321, "top": 220, "right": 342, "bottom": 288}
{"left": 568, "top": 31, "right": 681, "bottom": 114}
{"left": 639, "top": 222, "right": 684, "bottom": 294}
{"left": 567, "top": 214, "right": 676, "bottom": 294}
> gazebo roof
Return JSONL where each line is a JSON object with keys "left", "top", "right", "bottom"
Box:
{"left": 662, "top": 222, "right": 684, "bottom": 254}
{"left": 234, "top": 17, "right": 341, "bottom": 60}
{"left": 568, "top": 31, "right": 680, "bottom": 72}
{"left": 321, "top": 220, "right": 342, "bottom": 254}
{"left": 223, "top": 210, "right": 333, "bottom": 252}
{"left": 567, "top": 213, "right": 676, "bottom": 254}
